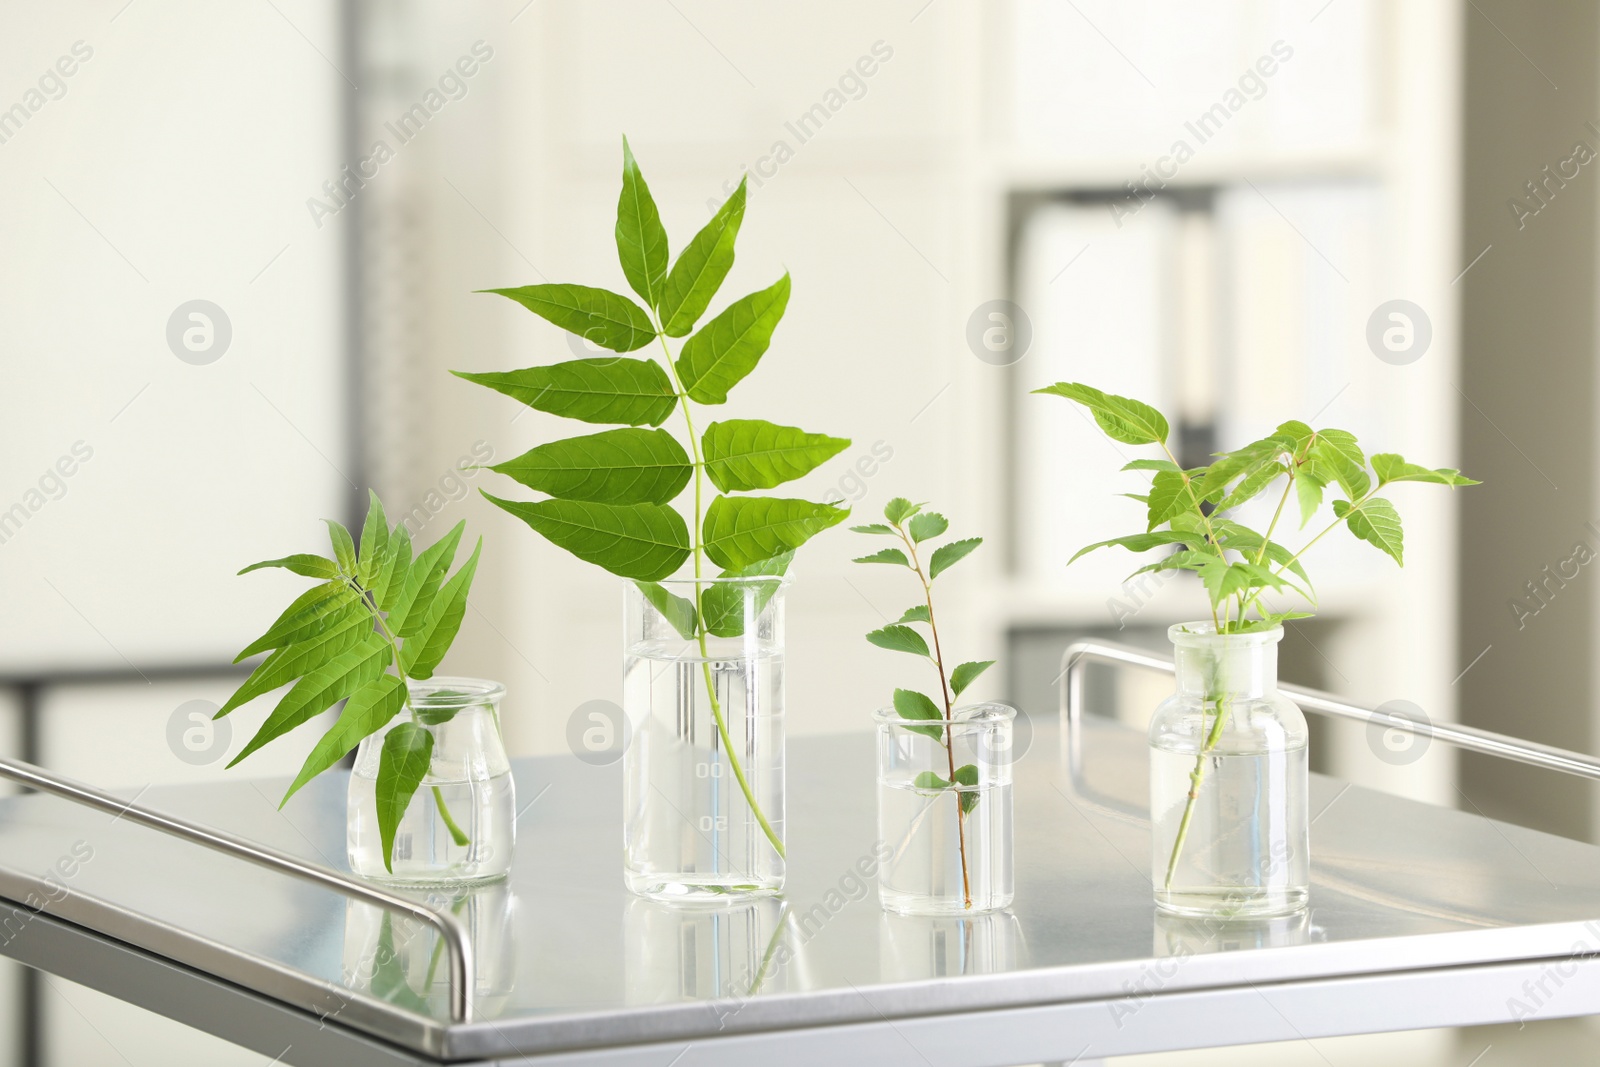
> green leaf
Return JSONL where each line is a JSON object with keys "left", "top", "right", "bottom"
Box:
{"left": 483, "top": 283, "right": 656, "bottom": 353}
{"left": 388, "top": 522, "right": 465, "bottom": 639}
{"left": 1216, "top": 461, "right": 1287, "bottom": 514}
{"left": 702, "top": 495, "right": 848, "bottom": 570}
{"left": 1122, "top": 458, "right": 1180, "bottom": 473}
{"left": 370, "top": 526, "right": 412, "bottom": 612}
{"left": 485, "top": 493, "right": 690, "bottom": 581}
{"left": 928, "top": 536, "right": 982, "bottom": 580}
{"left": 400, "top": 538, "right": 483, "bottom": 680}
{"left": 635, "top": 581, "right": 700, "bottom": 641}
{"left": 1371, "top": 453, "right": 1480, "bottom": 487}
{"left": 866, "top": 624, "right": 931, "bottom": 658}
{"left": 1231, "top": 611, "right": 1314, "bottom": 634}
{"left": 451, "top": 359, "right": 677, "bottom": 427}
{"left": 676, "top": 273, "right": 791, "bottom": 404}
{"left": 1033, "top": 382, "right": 1169, "bottom": 445}
{"left": 850, "top": 523, "right": 897, "bottom": 535}
{"left": 1212, "top": 521, "right": 1311, "bottom": 585}
{"left": 326, "top": 520, "right": 358, "bottom": 576}
{"left": 1295, "top": 464, "right": 1327, "bottom": 528}
{"left": 1147, "top": 469, "right": 1195, "bottom": 530}
{"left": 952, "top": 763, "right": 980, "bottom": 815}
{"left": 229, "top": 633, "right": 391, "bottom": 767}
{"left": 1069, "top": 530, "right": 1198, "bottom": 564}
{"left": 854, "top": 547, "right": 910, "bottom": 567}
{"left": 1312, "top": 429, "right": 1370, "bottom": 501}
{"left": 898, "top": 604, "right": 931, "bottom": 624}
{"left": 659, "top": 178, "right": 746, "bottom": 337}
{"left": 698, "top": 552, "right": 794, "bottom": 639}
{"left": 908, "top": 512, "right": 948, "bottom": 542}
{"left": 491, "top": 428, "right": 692, "bottom": 505}
{"left": 1197, "top": 558, "right": 1253, "bottom": 605}
{"left": 616, "top": 136, "right": 669, "bottom": 309}
{"left": 1126, "top": 549, "right": 1211, "bottom": 581}
{"left": 376, "top": 722, "right": 435, "bottom": 874}
{"left": 883, "top": 498, "right": 923, "bottom": 524}
{"left": 238, "top": 554, "right": 339, "bottom": 579}
{"left": 1197, "top": 434, "right": 1293, "bottom": 501}
{"left": 234, "top": 581, "right": 360, "bottom": 662}
{"left": 1276, "top": 420, "right": 1316, "bottom": 460}
{"left": 950, "top": 660, "right": 994, "bottom": 697}
{"left": 913, "top": 771, "right": 951, "bottom": 790}
{"left": 893, "top": 688, "right": 944, "bottom": 742}
{"left": 280, "top": 674, "right": 406, "bottom": 807}
{"left": 217, "top": 610, "right": 375, "bottom": 717}
{"left": 1335, "top": 497, "right": 1404, "bottom": 565}
{"left": 702, "top": 420, "right": 850, "bottom": 493}
{"left": 357, "top": 492, "right": 390, "bottom": 584}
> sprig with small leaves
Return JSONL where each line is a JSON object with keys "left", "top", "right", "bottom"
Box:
{"left": 455, "top": 138, "right": 854, "bottom": 863}
{"left": 854, "top": 497, "right": 992, "bottom": 909}
{"left": 1036, "top": 382, "right": 1479, "bottom": 891}
{"left": 1035, "top": 382, "right": 1478, "bottom": 632}
{"left": 218, "top": 492, "right": 484, "bottom": 875}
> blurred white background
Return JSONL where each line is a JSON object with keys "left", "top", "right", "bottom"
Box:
{"left": 0, "top": 0, "right": 1594, "bottom": 1063}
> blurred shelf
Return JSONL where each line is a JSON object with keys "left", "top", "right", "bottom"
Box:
{"left": 985, "top": 141, "right": 1387, "bottom": 193}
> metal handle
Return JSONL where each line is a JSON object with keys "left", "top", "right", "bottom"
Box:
{"left": 0, "top": 756, "right": 474, "bottom": 1024}
{"left": 1059, "top": 638, "right": 1600, "bottom": 785}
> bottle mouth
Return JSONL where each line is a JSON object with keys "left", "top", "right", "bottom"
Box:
{"left": 1169, "top": 622, "right": 1284, "bottom": 648}
{"left": 652, "top": 574, "right": 794, "bottom": 588}
{"left": 405, "top": 676, "right": 506, "bottom": 708}
{"left": 872, "top": 701, "right": 1016, "bottom": 727}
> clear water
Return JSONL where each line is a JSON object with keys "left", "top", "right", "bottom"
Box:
{"left": 877, "top": 778, "right": 1013, "bottom": 915}
{"left": 1149, "top": 744, "right": 1308, "bottom": 917}
{"left": 623, "top": 647, "right": 785, "bottom": 901}
{"left": 348, "top": 771, "right": 516, "bottom": 886}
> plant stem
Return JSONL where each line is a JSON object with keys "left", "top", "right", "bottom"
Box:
{"left": 655, "top": 326, "right": 786, "bottom": 862}
{"left": 1164, "top": 674, "right": 1231, "bottom": 892}
{"left": 1159, "top": 443, "right": 1225, "bottom": 631}
{"left": 357, "top": 580, "right": 471, "bottom": 847}
{"left": 897, "top": 525, "right": 971, "bottom": 909}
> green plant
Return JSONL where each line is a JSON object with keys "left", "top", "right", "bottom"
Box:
{"left": 854, "top": 497, "right": 993, "bottom": 909}
{"left": 1037, "top": 382, "right": 1479, "bottom": 889}
{"left": 217, "top": 492, "right": 483, "bottom": 874}
{"left": 454, "top": 137, "right": 851, "bottom": 861}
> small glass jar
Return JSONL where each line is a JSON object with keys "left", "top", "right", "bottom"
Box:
{"left": 875, "top": 703, "right": 1015, "bottom": 915}
{"left": 1149, "top": 624, "right": 1309, "bottom": 918}
{"left": 348, "top": 678, "right": 515, "bottom": 886}
{"left": 623, "top": 576, "right": 787, "bottom": 901}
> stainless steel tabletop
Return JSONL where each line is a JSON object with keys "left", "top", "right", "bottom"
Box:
{"left": 5, "top": 716, "right": 1600, "bottom": 1066}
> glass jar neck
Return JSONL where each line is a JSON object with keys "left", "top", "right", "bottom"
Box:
{"left": 1171, "top": 627, "right": 1281, "bottom": 700}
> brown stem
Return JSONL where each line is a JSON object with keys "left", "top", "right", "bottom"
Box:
{"left": 898, "top": 526, "right": 972, "bottom": 909}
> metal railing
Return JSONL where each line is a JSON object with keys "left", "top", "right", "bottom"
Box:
{"left": 0, "top": 756, "right": 474, "bottom": 1024}
{"left": 1059, "top": 638, "right": 1600, "bottom": 787}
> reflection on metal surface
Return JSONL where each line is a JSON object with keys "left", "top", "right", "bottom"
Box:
{"left": 1153, "top": 908, "right": 1318, "bottom": 958}
{"left": 344, "top": 881, "right": 516, "bottom": 1020}
{"left": 625, "top": 897, "right": 792, "bottom": 1010}
{"left": 879, "top": 910, "right": 1025, "bottom": 980}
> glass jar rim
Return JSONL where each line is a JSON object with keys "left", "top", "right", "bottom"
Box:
{"left": 649, "top": 574, "right": 794, "bottom": 588}
{"left": 405, "top": 676, "right": 506, "bottom": 707}
{"left": 873, "top": 701, "right": 1016, "bottom": 727}
{"left": 1169, "top": 622, "right": 1284, "bottom": 647}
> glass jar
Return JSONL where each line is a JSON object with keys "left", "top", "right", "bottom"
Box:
{"left": 623, "top": 576, "right": 787, "bottom": 901}
{"left": 1149, "top": 624, "right": 1309, "bottom": 918}
{"left": 875, "top": 703, "right": 1015, "bottom": 915}
{"left": 348, "top": 678, "right": 515, "bottom": 886}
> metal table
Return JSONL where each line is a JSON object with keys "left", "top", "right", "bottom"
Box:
{"left": 5, "top": 643, "right": 1600, "bottom": 1066}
